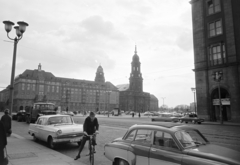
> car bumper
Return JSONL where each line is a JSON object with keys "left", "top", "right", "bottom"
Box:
{"left": 53, "top": 136, "right": 83, "bottom": 143}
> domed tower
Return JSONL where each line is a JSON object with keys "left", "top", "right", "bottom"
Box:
{"left": 129, "top": 45, "right": 143, "bottom": 92}
{"left": 95, "top": 65, "right": 105, "bottom": 83}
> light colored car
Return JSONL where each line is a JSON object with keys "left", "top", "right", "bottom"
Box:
{"left": 152, "top": 113, "right": 180, "bottom": 122}
{"left": 143, "top": 111, "right": 154, "bottom": 116}
{"left": 28, "top": 115, "right": 83, "bottom": 149}
{"left": 104, "top": 123, "right": 240, "bottom": 165}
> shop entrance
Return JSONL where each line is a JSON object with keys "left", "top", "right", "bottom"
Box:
{"left": 211, "top": 88, "right": 231, "bottom": 121}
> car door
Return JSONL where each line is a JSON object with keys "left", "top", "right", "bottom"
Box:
{"left": 150, "top": 131, "right": 183, "bottom": 165}
{"left": 34, "top": 118, "right": 43, "bottom": 140}
{"left": 130, "top": 129, "right": 152, "bottom": 165}
{"left": 38, "top": 118, "right": 48, "bottom": 141}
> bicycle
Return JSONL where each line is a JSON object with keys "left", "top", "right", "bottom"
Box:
{"left": 85, "top": 132, "right": 98, "bottom": 165}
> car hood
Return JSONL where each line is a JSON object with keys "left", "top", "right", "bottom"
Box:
{"left": 53, "top": 124, "right": 83, "bottom": 134}
{"left": 186, "top": 144, "right": 240, "bottom": 164}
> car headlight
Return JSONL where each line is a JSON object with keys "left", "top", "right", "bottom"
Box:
{"left": 56, "top": 130, "right": 62, "bottom": 136}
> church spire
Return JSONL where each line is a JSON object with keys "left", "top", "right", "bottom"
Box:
{"left": 134, "top": 45, "right": 137, "bottom": 55}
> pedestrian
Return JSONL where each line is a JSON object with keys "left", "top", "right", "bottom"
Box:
{"left": 0, "top": 109, "right": 12, "bottom": 137}
{"left": 139, "top": 112, "right": 141, "bottom": 118}
{"left": 132, "top": 112, "right": 134, "bottom": 118}
{"left": 0, "top": 121, "right": 7, "bottom": 164}
{"left": 74, "top": 111, "right": 99, "bottom": 160}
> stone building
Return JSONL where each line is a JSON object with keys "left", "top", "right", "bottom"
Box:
{"left": 0, "top": 64, "right": 119, "bottom": 113}
{"left": 190, "top": 0, "right": 240, "bottom": 122}
{"left": 117, "top": 46, "right": 158, "bottom": 112}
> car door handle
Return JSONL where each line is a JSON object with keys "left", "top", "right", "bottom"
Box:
{"left": 151, "top": 149, "right": 156, "bottom": 152}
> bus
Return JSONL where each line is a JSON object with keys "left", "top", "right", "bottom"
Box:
{"left": 26, "top": 102, "right": 57, "bottom": 123}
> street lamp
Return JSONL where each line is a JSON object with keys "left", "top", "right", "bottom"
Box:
{"left": 105, "top": 91, "right": 112, "bottom": 117}
{"left": 212, "top": 71, "right": 223, "bottom": 124}
{"left": 191, "top": 88, "right": 197, "bottom": 115}
{"left": 3, "top": 20, "right": 29, "bottom": 115}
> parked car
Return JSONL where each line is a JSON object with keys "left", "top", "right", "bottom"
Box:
{"left": 12, "top": 110, "right": 27, "bottom": 121}
{"left": 104, "top": 122, "right": 240, "bottom": 165}
{"left": 179, "top": 114, "right": 204, "bottom": 124}
{"left": 143, "top": 111, "right": 154, "bottom": 116}
{"left": 28, "top": 115, "right": 83, "bottom": 149}
{"left": 152, "top": 113, "right": 180, "bottom": 122}
{"left": 26, "top": 102, "right": 57, "bottom": 123}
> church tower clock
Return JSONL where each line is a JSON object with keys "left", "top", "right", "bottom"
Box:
{"left": 94, "top": 65, "right": 105, "bottom": 83}
{"left": 129, "top": 46, "right": 143, "bottom": 92}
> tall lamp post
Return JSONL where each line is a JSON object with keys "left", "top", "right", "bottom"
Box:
{"left": 3, "top": 20, "right": 29, "bottom": 115}
{"left": 191, "top": 88, "right": 197, "bottom": 115}
{"left": 106, "top": 91, "right": 111, "bottom": 117}
{"left": 212, "top": 71, "right": 223, "bottom": 124}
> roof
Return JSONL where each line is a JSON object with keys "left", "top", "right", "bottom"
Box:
{"left": 129, "top": 122, "right": 196, "bottom": 132}
{"left": 39, "top": 114, "right": 69, "bottom": 118}
{"left": 116, "top": 84, "right": 129, "bottom": 91}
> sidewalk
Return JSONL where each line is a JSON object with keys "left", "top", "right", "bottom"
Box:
{"left": 6, "top": 133, "right": 86, "bottom": 165}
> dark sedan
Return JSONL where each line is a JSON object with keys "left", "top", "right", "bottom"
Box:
{"left": 179, "top": 114, "right": 204, "bottom": 124}
{"left": 104, "top": 122, "right": 240, "bottom": 165}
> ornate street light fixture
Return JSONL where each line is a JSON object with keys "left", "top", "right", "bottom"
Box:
{"left": 3, "top": 20, "right": 29, "bottom": 115}
{"left": 191, "top": 88, "right": 197, "bottom": 114}
{"left": 212, "top": 71, "right": 223, "bottom": 124}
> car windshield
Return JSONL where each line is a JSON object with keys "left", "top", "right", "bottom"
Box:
{"left": 47, "top": 116, "right": 73, "bottom": 125}
{"left": 175, "top": 130, "right": 207, "bottom": 148}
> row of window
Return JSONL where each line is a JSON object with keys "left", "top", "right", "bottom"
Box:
{"left": 206, "top": 0, "right": 225, "bottom": 67}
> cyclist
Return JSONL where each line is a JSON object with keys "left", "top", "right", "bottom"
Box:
{"left": 74, "top": 111, "right": 99, "bottom": 160}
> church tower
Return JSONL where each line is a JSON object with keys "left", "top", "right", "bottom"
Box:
{"left": 129, "top": 46, "right": 143, "bottom": 92}
{"left": 94, "top": 65, "right": 105, "bottom": 83}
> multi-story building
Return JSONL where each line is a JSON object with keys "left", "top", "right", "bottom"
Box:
{"left": 190, "top": 0, "right": 240, "bottom": 122}
{"left": 0, "top": 64, "right": 119, "bottom": 113}
{"left": 117, "top": 46, "right": 158, "bottom": 112}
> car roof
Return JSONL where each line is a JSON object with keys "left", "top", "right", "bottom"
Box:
{"left": 131, "top": 122, "right": 196, "bottom": 132}
{"left": 39, "top": 114, "right": 69, "bottom": 118}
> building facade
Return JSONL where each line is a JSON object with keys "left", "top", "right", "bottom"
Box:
{"left": 117, "top": 47, "right": 158, "bottom": 112}
{"left": 190, "top": 0, "right": 240, "bottom": 122}
{"left": 0, "top": 64, "right": 119, "bottom": 113}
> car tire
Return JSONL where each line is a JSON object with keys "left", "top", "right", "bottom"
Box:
{"left": 17, "top": 116, "right": 22, "bottom": 122}
{"left": 33, "top": 134, "right": 38, "bottom": 142}
{"left": 116, "top": 159, "right": 129, "bottom": 165}
{"left": 48, "top": 137, "right": 55, "bottom": 149}
{"left": 185, "top": 121, "right": 188, "bottom": 123}
{"left": 198, "top": 122, "right": 201, "bottom": 124}
{"left": 77, "top": 140, "right": 82, "bottom": 146}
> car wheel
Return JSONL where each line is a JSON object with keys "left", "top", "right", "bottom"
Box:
{"left": 77, "top": 140, "right": 82, "bottom": 146}
{"left": 33, "top": 134, "right": 38, "bottom": 142}
{"left": 116, "top": 159, "right": 129, "bottom": 165}
{"left": 185, "top": 121, "right": 188, "bottom": 123}
{"left": 48, "top": 137, "right": 55, "bottom": 149}
{"left": 198, "top": 122, "right": 201, "bottom": 124}
{"left": 17, "top": 116, "right": 22, "bottom": 122}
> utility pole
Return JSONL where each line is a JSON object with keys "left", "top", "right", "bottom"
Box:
{"left": 161, "top": 97, "right": 166, "bottom": 111}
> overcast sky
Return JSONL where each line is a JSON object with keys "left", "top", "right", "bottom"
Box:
{"left": 0, "top": 0, "right": 195, "bottom": 108}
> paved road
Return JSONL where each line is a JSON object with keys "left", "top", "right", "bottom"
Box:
{"left": 9, "top": 115, "right": 240, "bottom": 165}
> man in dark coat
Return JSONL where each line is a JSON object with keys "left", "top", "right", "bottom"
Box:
{"left": 0, "top": 121, "right": 7, "bottom": 164}
{"left": 74, "top": 111, "right": 99, "bottom": 160}
{"left": 1, "top": 109, "right": 12, "bottom": 136}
